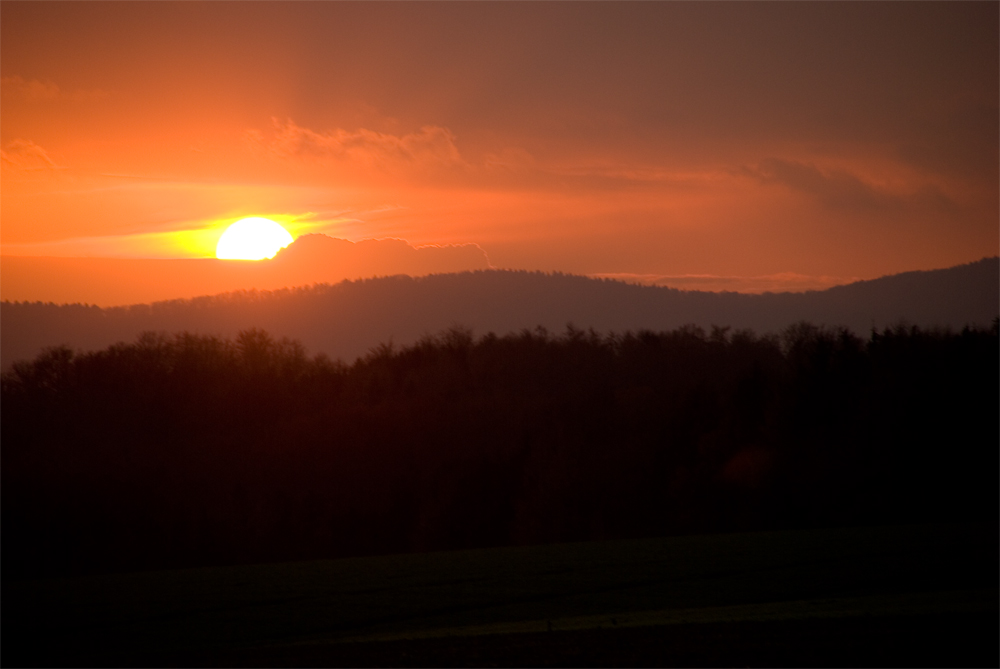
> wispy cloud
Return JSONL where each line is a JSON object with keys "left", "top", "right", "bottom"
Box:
{"left": 249, "top": 119, "right": 464, "bottom": 171}
{"left": 741, "top": 157, "right": 964, "bottom": 214}
{"left": 1, "top": 75, "right": 106, "bottom": 102}
{"left": 483, "top": 147, "right": 536, "bottom": 171}
{"left": 0, "top": 140, "right": 63, "bottom": 171}
{"left": 742, "top": 158, "right": 895, "bottom": 212}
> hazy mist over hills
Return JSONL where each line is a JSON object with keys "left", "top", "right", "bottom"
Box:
{"left": 3, "top": 257, "right": 995, "bottom": 369}
{"left": 0, "top": 235, "right": 492, "bottom": 306}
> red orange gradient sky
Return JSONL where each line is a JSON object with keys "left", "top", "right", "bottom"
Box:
{"left": 2, "top": 2, "right": 997, "bottom": 296}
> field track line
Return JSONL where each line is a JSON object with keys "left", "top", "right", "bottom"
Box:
{"left": 285, "top": 588, "right": 996, "bottom": 646}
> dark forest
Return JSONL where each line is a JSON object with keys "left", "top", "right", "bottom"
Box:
{"left": 4, "top": 320, "right": 997, "bottom": 580}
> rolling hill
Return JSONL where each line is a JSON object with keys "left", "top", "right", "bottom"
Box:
{"left": 2, "top": 257, "right": 996, "bottom": 369}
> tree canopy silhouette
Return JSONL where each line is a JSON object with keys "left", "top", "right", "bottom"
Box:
{"left": 3, "top": 321, "right": 997, "bottom": 578}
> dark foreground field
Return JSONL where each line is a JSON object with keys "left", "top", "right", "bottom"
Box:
{"left": 4, "top": 522, "right": 997, "bottom": 667}
{"left": 183, "top": 613, "right": 997, "bottom": 668}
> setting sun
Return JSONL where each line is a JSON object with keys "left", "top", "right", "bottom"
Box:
{"left": 215, "top": 218, "right": 294, "bottom": 260}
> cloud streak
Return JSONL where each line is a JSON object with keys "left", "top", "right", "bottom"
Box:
{"left": 252, "top": 119, "right": 464, "bottom": 172}
{"left": 0, "top": 140, "right": 62, "bottom": 171}
{"left": 743, "top": 158, "right": 894, "bottom": 212}
{"left": 741, "top": 157, "right": 963, "bottom": 215}
{"left": 0, "top": 75, "right": 106, "bottom": 102}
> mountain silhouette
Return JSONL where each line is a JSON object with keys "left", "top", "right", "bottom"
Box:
{"left": 2, "top": 257, "right": 996, "bottom": 369}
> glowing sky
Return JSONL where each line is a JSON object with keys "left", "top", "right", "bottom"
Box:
{"left": 2, "top": 2, "right": 997, "bottom": 292}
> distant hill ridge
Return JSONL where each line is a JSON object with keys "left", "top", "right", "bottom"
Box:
{"left": 0, "top": 234, "right": 493, "bottom": 306}
{"left": 2, "top": 257, "right": 997, "bottom": 369}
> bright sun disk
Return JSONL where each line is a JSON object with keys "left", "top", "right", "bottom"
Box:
{"left": 216, "top": 217, "right": 294, "bottom": 260}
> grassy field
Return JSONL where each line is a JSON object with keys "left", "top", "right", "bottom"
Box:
{"left": 4, "top": 522, "right": 997, "bottom": 667}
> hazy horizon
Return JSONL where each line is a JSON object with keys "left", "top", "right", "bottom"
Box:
{"left": 9, "top": 234, "right": 996, "bottom": 307}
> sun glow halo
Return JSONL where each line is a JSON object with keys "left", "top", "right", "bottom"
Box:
{"left": 215, "top": 218, "right": 294, "bottom": 260}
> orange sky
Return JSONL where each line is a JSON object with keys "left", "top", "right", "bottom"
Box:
{"left": 2, "top": 2, "right": 997, "bottom": 299}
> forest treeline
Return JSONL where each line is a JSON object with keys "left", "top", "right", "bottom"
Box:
{"left": 4, "top": 320, "right": 998, "bottom": 578}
